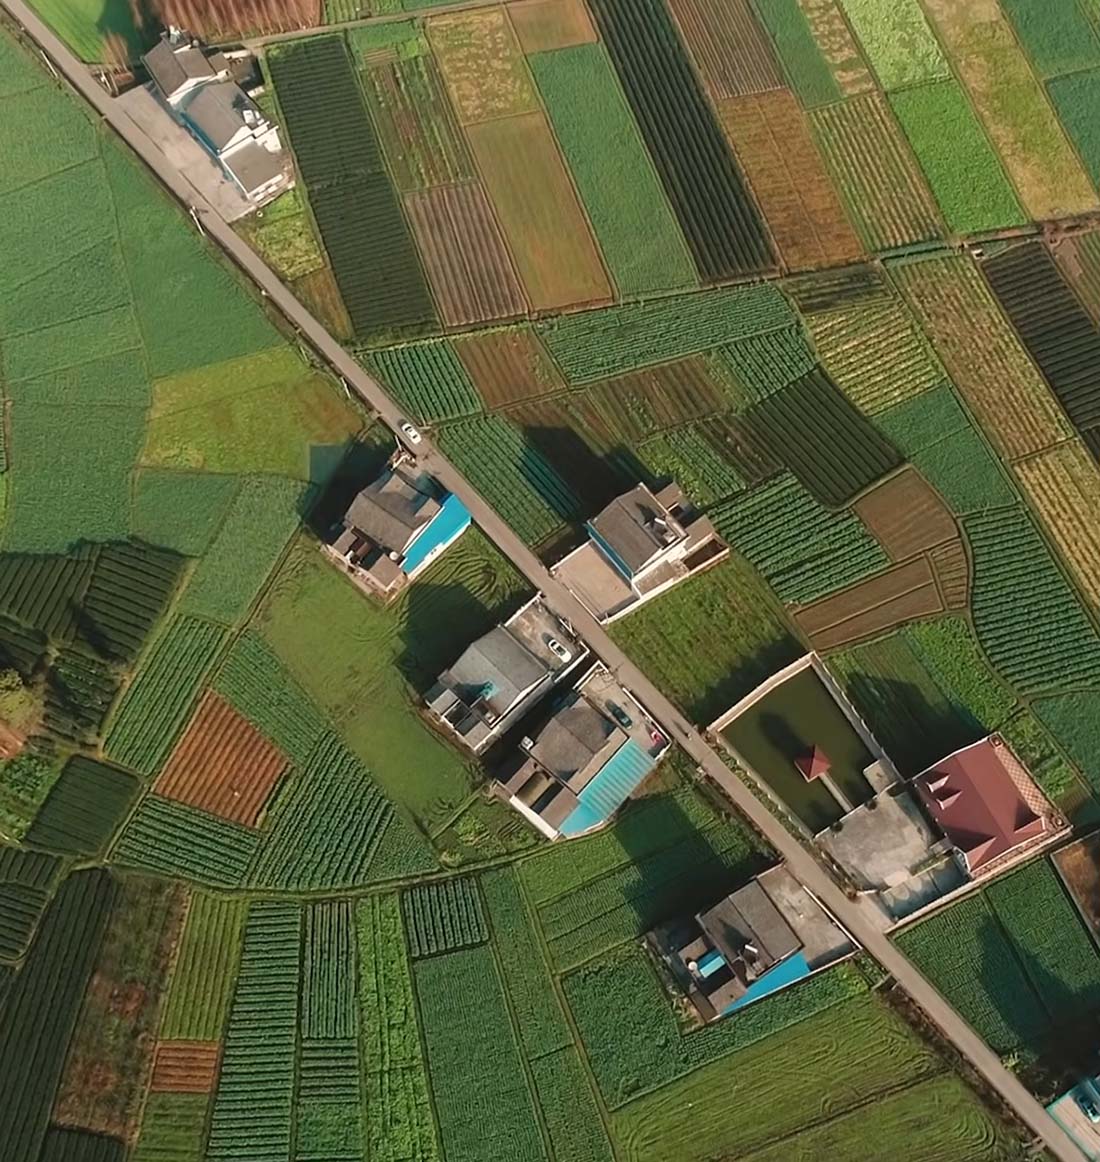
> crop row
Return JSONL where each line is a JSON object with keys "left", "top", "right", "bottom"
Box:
{"left": 717, "top": 326, "right": 817, "bottom": 403}
{"left": 0, "top": 612, "right": 47, "bottom": 677}
{"left": 711, "top": 472, "right": 889, "bottom": 604}
{"left": 480, "top": 868, "right": 571, "bottom": 1059}
{"left": 206, "top": 901, "right": 301, "bottom": 1161}
{"left": 805, "top": 294, "right": 942, "bottom": 417}
{"left": 367, "top": 340, "right": 482, "bottom": 424}
{"left": 356, "top": 895, "right": 440, "bottom": 1162}
{"left": 132, "top": 1093, "right": 207, "bottom": 1162}
{"left": 536, "top": 284, "right": 793, "bottom": 384}
{"left": 982, "top": 241, "right": 1100, "bottom": 434}
{"left": 247, "top": 733, "right": 393, "bottom": 892}
{"left": 0, "top": 881, "right": 50, "bottom": 960}
{"left": 437, "top": 415, "right": 580, "bottom": 545}
{"left": 0, "top": 869, "right": 117, "bottom": 1160}
{"left": 638, "top": 423, "right": 744, "bottom": 508}
{"left": 78, "top": 541, "right": 186, "bottom": 662}
{"left": 0, "top": 550, "right": 95, "bottom": 644}
{"left": 161, "top": 892, "right": 248, "bottom": 1042}
{"left": 298, "top": 1038, "right": 359, "bottom": 1102}
{"left": 965, "top": 506, "right": 1100, "bottom": 694}
{"left": 895, "top": 893, "right": 1049, "bottom": 1054}
{"left": 24, "top": 756, "right": 139, "bottom": 857}
{"left": 414, "top": 944, "right": 546, "bottom": 1161}
{"left": 892, "top": 254, "right": 1070, "bottom": 461}
{"left": 985, "top": 859, "right": 1100, "bottom": 1024}
{"left": 40, "top": 648, "right": 118, "bottom": 747}
{"left": 105, "top": 615, "right": 227, "bottom": 775}
{"left": 738, "top": 367, "right": 902, "bottom": 506}
{"left": 302, "top": 899, "right": 357, "bottom": 1040}
{"left": 111, "top": 796, "right": 260, "bottom": 888}
{"left": 589, "top": 0, "right": 772, "bottom": 280}
{"left": 212, "top": 630, "right": 326, "bottom": 767}
{"left": 402, "top": 876, "right": 487, "bottom": 959}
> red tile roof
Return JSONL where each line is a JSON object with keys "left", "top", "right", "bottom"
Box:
{"left": 795, "top": 745, "right": 831, "bottom": 781}
{"left": 913, "top": 737, "right": 1045, "bottom": 873}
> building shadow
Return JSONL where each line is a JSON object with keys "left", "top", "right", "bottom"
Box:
{"left": 301, "top": 436, "right": 393, "bottom": 541}
{"left": 840, "top": 672, "right": 983, "bottom": 778}
{"left": 687, "top": 639, "right": 803, "bottom": 729}
{"left": 518, "top": 427, "right": 648, "bottom": 519}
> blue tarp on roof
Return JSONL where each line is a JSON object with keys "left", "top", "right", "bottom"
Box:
{"left": 403, "top": 493, "right": 471, "bottom": 574}
{"left": 721, "top": 952, "right": 812, "bottom": 1015}
{"left": 558, "top": 739, "right": 658, "bottom": 837}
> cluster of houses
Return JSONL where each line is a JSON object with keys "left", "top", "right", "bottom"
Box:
{"left": 326, "top": 450, "right": 1069, "bottom": 1027}
{"left": 141, "top": 28, "right": 291, "bottom": 204}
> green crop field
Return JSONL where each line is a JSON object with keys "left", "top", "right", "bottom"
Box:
{"left": 529, "top": 43, "right": 695, "bottom": 296}
{"left": 609, "top": 555, "right": 801, "bottom": 723}
{"left": 889, "top": 83, "right": 1024, "bottom": 235}
{"left": 105, "top": 615, "right": 228, "bottom": 775}
{"left": 0, "top": 22, "right": 1077, "bottom": 1162}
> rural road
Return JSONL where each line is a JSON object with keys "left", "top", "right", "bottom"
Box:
{"left": 0, "top": 3, "right": 1085, "bottom": 1158}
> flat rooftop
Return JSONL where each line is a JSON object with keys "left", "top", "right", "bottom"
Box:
{"left": 553, "top": 541, "right": 635, "bottom": 622}
{"left": 506, "top": 598, "right": 585, "bottom": 675}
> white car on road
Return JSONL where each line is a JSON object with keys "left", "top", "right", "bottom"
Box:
{"left": 399, "top": 421, "right": 422, "bottom": 445}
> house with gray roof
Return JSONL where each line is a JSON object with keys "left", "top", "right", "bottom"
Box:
{"left": 494, "top": 664, "right": 671, "bottom": 839}
{"left": 651, "top": 865, "right": 853, "bottom": 1023}
{"left": 142, "top": 29, "right": 290, "bottom": 204}
{"left": 329, "top": 454, "right": 470, "bottom": 599}
{"left": 551, "top": 482, "right": 729, "bottom": 622}
{"left": 425, "top": 597, "right": 585, "bottom": 754}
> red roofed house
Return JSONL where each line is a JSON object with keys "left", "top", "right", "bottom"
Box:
{"left": 912, "top": 736, "right": 1047, "bottom": 876}
{"left": 795, "top": 746, "right": 831, "bottom": 781}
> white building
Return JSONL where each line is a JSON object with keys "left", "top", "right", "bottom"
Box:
{"left": 142, "top": 29, "right": 291, "bottom": 204}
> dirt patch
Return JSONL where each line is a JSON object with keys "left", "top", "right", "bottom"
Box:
{"left": 1053, "top": 833, "right": 1100, "bottom": 938}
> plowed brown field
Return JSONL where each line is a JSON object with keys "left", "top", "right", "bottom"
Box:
{"left": 151, "top": 1040, "right": 220, "bottom": 1093}
{"left": 668, "top": 0, "right": 782, "bottom": 99}
{"left": 455, "top": 327, "right": 564, "bottom": 407}
{"left": 154, "top": 692, "right": 288, "bottom": 828}
{"left": 156, "top": 0, "right": 318, "bottom": 38}
{"left": 854, "top": 467, "right": 957, "bottom": 561}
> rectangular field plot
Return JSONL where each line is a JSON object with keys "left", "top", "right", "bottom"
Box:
{"left": 1015, "top": 441, "right": 1100, "bottom": 610}
{"left": 302, "top": 899, "right": 357, "bottom": 1040}
{"left": 105, "top": 615, "right": 228, "bottom": 775}
{"left": 468, "top": 112, "right": 611, "bottom": 312}
{"left": 356, "top": 895, "right": 440, "bottom": 1162}
{"left": 206, "top": 901, "right": 300, "bottom": 1162}
{"left": 454, "top": 327, "right": 563, "bottom": 408}
{"left": 811, "top": 93, "right": 942, "bottom": 251}
{"left": 509, "top": 0, "right": 596, "bottom": 52}
{"left": 965, "top": 506, "right": 1100, "bottom": 695}
{"left": 668, "top": 0, "right": 782, "bottom": 99}
{"left": 751, "top": 0, "right": 843, "bottom": 107}
{"left": 23, "top": 756, "right": 138, "bottom": 856}
{"left": 711, "top": 472, "right": 889, "bottom": 604}
{"left": 589, "top": 0, "right": 774, "bottom": 280}
{"left": 838, "top": 0, "right": 948, "bottom": 90}
{"left": 364, "top": 52, "right": 474, "bottom": 192}
{"left": 892, "top": 253, "right": 1070, "bottom": 460}
{"left": 922, "top": 3, "right": 1098, "bottom": 220}
{"left": 1001, "top": 0, "right": 1100, "bottom": 78}
{"left": 805, "top": 295, "right": 942, "bottom": 415}
{"left": 428, "top": 7, "right": 539, "bottom": 123}
{"left": 367, "top": 340, "right": 482, "bottom": 423}
{"left": 269, "top": 37, "right": 437, "bottom": 341}
{"left": 1048, "top": 69, "right": 1100, "bottom": 192}
{"left": 718, "top": 90, "right": 862, "bottom": 272}
{"left": 414, "top": 945, "right": 545, "bottom": 1162}
{"left": 154, "top": 692, "right": 289, "bottom": 828}
{"left": 402, "top": 877, "right": 488, "bottom": 958}
{"left": 403, "top": 182, "right": 527, "bottom": 327}
{"left": 536, "top": 284, "right": 792, "bottom": 383}
{"left": 889, "top": 82, "right": 1024, "bottom": 235}
{"left": 151, "top": 1041, "right": 220, "bottom": 1094}
{"left": 529, "top": 43, "right": 695, "bottom": 297}
{"left": 981, "top": 242, "right": 1100, "bottom": 434}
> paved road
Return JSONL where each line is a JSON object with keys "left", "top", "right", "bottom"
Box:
{"left": 2, "top": 4, "right": 1084, "bottom": 1157}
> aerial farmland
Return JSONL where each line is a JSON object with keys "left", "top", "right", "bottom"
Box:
{"left": 5, "top": 0, "right": 1100, "bottom": 1159}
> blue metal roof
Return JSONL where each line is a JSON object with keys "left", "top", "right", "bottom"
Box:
{"left": 721, "top": 952, "right": 812, "bottom": 1015}
{"left": 402, "top": 493, "right": 471, "bottom": 574}
{"left": 558, "top": 739, "right": 657, "bottom": 837}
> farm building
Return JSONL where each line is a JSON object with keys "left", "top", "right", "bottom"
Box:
{"left": 494, "top": 664, "right": 670, "bottom": 839}
{"left": 913, "top": 736, "right": 1056, "bottom": 878}
{"left": 328, "top": 453, "right": 470, "bottom": 598}
{"left": 142, "top": 29, "right": 291, "bottom": 203}
{"left": 552, "top": 482, "right": 728, "bottom": 622}
{"left": 425, "top": 596, "right": 585, "bottom": 754}
{"left": 650, "top": 865, "right": 853, "bottom": 1024}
